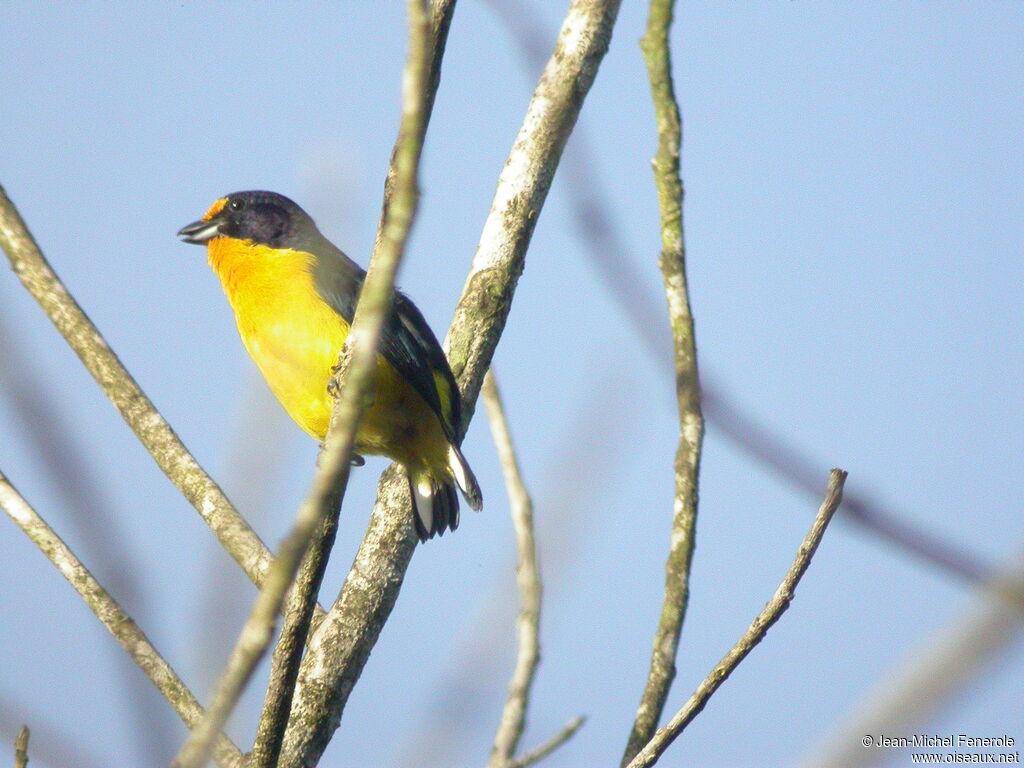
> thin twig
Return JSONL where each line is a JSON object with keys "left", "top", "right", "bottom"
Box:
{"left": 483, "top": 370, "right": 543, "bottom": 768}
{"left": 14, "top": 726, "right": 29, "bottom": 768}
{"left": 0, "top": 470, "right": 243, "bottom": 768}
{"left": 625, "top": 469, "right": 847, "bottom": 768}
{"left": 0, "top": 184, "right": 275, "bottom": 591}
{"left": 622, "top": 0, "right": 703, "bottom": 765}
{"left": 484, "top": 0, "right": 991, "bottom": 589}
{"left": 277, "top": 3, "right": 623, "bottom": 766}
{"left": 510, "top": 715, "right": 586, "bottom": 768}
{"left": 248, "top": 4, "right": 451, "bottom": 767}
{"left": 171, "top": 4, "right": 435, "bottom": 768}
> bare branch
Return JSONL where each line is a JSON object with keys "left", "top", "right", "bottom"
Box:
{"left": 14, "top": 726, "right": 28, "bottom": 768}
{"left": 483, "top": 370, "right": 543, "bottom": 768}
{"left": 278, "top": 3, "right": 623, "bottom": 766}
{"left": 800, "top": 549, "right": 1024, "bottom": 768}
{"left": 625, "top": 469, "right": 847, "bottom": 768}
{"left": 171, "top": 5, "right": 435, "bottom": 768}
{"left": 248, "top": 5, "right": 455, "bottom": 768}
{"left": 622, "top": 0, "right": 704, "bottom": 764}
{"left": 511, "top": 715, "right": 586, "bottom": 768}
{"left": 0, "top": 470, "right": 243, "bottom": 768}
{"left": 0, "top": 184, "right": 275, "bottom": 591}
{"left": 247, "top": 508, "right": 340, "bottom": 768}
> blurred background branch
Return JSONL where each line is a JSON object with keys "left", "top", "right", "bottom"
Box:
{"left": 801, "top": 549, "right": 1024, "bottom": 768}
{"left": 483, "top": 0, "right": 992, "bottom": 590}
{"left": 0, "top": 313, "right": 175, "bottom": 760}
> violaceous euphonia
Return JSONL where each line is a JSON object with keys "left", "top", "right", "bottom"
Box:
{"left": 177, "top": 190, "right": 481, "bottom": 540}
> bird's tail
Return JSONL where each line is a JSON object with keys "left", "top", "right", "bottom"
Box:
{"left": 408, "top": 447, "right": 482, "bottom": 542}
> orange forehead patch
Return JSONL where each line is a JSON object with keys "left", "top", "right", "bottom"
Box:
{"left": 202, "top": 198, "right": 228, "bottom": 221}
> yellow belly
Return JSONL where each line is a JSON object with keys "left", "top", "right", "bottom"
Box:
{"left": 209, "top": 237, "right": 449, "bottom": 472}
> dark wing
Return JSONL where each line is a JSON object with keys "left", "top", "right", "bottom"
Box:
{"left": 380, "top": 291, "right": 461, "bottom": 444}
{"left": 309, "top": 241, "right": 461, "bottom": 443}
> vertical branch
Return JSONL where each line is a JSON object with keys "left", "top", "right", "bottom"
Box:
{"left": 626, "top": 470, "right": 848, "bottom": 768}
{"left": 248, "top": 4, "right": 449, "bottom": 767}
{"left": 483, "top": 370, "right": 544, "bottom": 768}
{"left": 0, "top": 185, "right": 274, "bottom": 590}
{"left": 171, "top": 2, "right": 434, "bottom": 766}
{"left": 0, "top": 471, "right": 244, "bottom": 768}
{"left": 14, "top": 726, "right": 29, "bottom": 768}
{"left": 278, "top": 3, "right": 623, "bottom": 766}
{"left": 622, "top": 1, "right": 703, "bottom": 764}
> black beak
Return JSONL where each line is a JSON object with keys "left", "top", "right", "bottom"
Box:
{"left": 177, "top": 218, "right": 222, "bottom": 244}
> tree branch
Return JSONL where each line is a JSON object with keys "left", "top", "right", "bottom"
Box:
{"left": 483, "top": 370, "right": 543, "bottom": 768}
{"left": 171, "top": 4, "right": 435, "bottom": 768}
{"left": 277, "top": 3, "right": 623, "bottom": 766}
{"left": 248, "top": 4, "right": 453, "bottom": 767}
{"left": 625, "top": 469, "right": 847, "bottom": 768}
{"left": 0, "top": 470, "right": 244, "bottom": 768}
{"left": 622, "top": 1, "right": 704, "bottom": 764}
{"left": 14, "top": 726, "right": 29, "bottom": 768}
{"left": 0, "top": 184, "right": 275, "bottom": 592}
{"left": 511, "top": 715, "right": 586, "bottom": 768}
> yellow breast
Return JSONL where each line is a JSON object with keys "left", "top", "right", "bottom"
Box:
{"left": 208, "top": 237, "right": 347, "bottom": 440}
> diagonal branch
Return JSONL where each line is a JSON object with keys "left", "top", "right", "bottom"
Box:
{"left": 0, "top": 470, "right": 244, "bottom": 768}
{"left": 622, "top": 1, "right": 703, "bottom": 764}
{"left": 171, "top": 4, "right": 435, "bottom": 768}
{"left": 511, "top": 715, "right": 587, "bottom": 768}
{"left": 0, "top": 184, "right": 274, "bottom": 591}
{"left": 248, "top": 3, "right": 455, "bottom": 767}
{"left": 483, "top": 370, "right": 544, "bottom": 768}
{"left": 277, "top": 3, "right": 623, "bottom": 766}
{"left": 625, "top": 469, "right": 848, "bottom": 768}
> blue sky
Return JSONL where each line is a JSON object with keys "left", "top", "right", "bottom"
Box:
{"left": 1, "top": 3, "right": 1021, "bottom": 767}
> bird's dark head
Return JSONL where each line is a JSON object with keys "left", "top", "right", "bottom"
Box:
{"left": 177, "top": 191, "right": 315, "bottom": 248}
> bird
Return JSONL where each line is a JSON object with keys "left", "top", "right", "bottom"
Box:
{"left": 178, "top": 190, "right": 481, "bottom": 541}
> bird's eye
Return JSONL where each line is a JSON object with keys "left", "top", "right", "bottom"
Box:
{"left": 228, "top": 199, "right": 246, "bottom": 212}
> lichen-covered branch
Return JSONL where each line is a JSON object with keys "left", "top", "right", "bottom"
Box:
{"left": 0, "top": 183, "right": 274, "bottom": 591}
{"left": 625, "top": 469, "right": 848, "bottom": 768}
{"left": 171, "top": 5, "right": 435, "bottom": 768}
{"left": 483, "top": 370, "right": 543, "bottom": 768}
{"left": 248, "top": 4, "right": 453, "bottom": 767}
{"left": 622, "top": 1, "right": 704, "bottom": 764}
{"left": 277, "top": 3, "right": 622, "bottom": 766}
{"left": 0, "top": 470, "right": 243, "bottom": 768}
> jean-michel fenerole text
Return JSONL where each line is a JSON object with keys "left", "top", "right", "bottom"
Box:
{"left": 869, "top": 735, "right": 1016, "bottom": 749}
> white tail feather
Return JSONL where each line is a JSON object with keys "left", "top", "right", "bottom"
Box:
{"left": 411, "top": 477, "right": 434, "bottom": 536}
